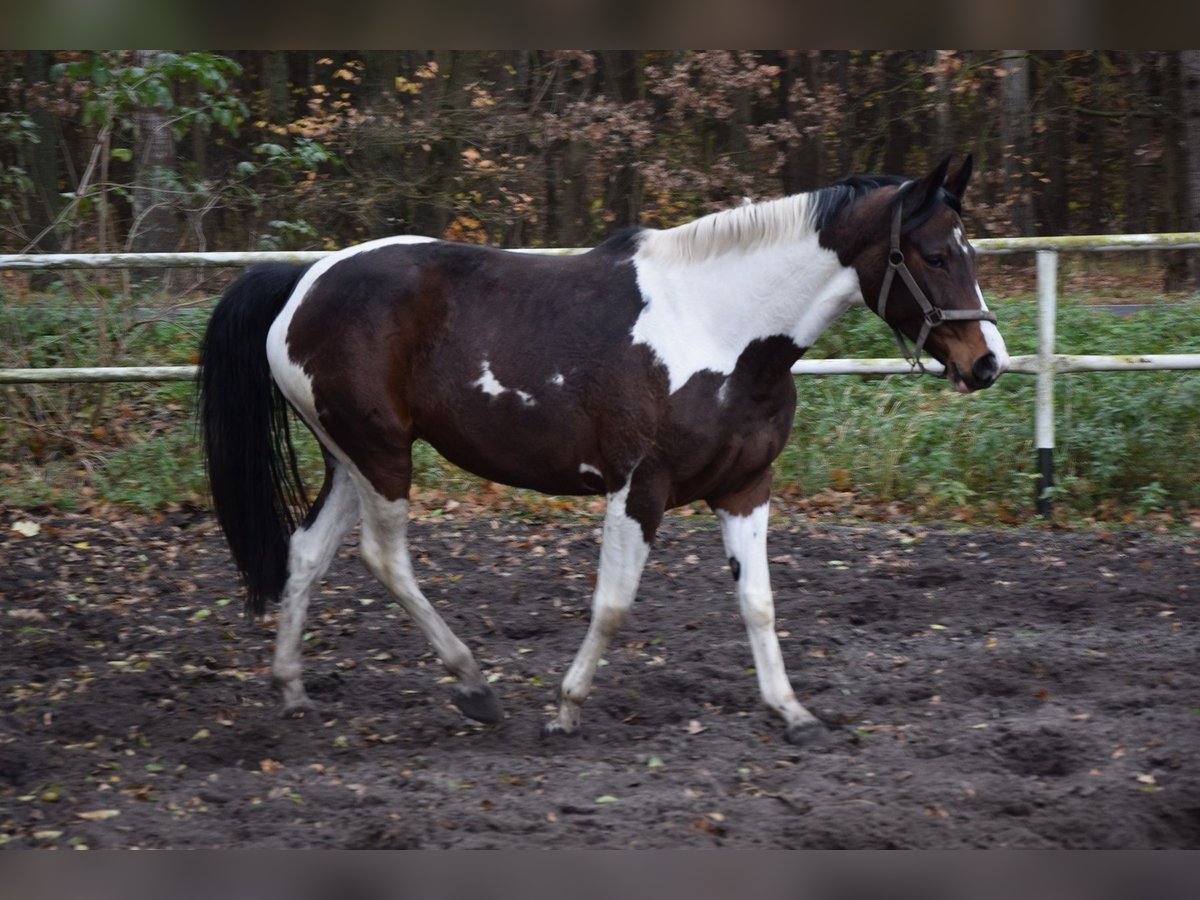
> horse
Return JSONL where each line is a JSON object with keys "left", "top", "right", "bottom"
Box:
{"left": 198, "top": 155, "right": 1008, "bottom": 746}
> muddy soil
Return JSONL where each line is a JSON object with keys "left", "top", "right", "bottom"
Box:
{"left": 2, "top": 505, "right": 1198, "bottom": 848}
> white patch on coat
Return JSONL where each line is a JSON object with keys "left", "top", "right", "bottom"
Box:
{"left": 579, "top": 463, "right": 603, "bottom": 479}
{"left": 472, "top": 359, "right": 536, "bottom": 406}
{"left": 630, "top": 196, "right": 862, "bottom": 394}
{"left": 550, "top": 373, "right": 565, "bottom": 386}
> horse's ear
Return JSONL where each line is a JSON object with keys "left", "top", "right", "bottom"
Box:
{"left": 946, "top": 154, "right": 973, "bottom": 203}
{"left": 902, "top": 155, "right": 951, "bottom": 219}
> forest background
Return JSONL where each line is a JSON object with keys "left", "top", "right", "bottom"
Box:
{"left": 1, "top": 50, "right": 1199, "bottom": 280}
{"left": 2, "top": 50, "right": 1200, "bottom": 523}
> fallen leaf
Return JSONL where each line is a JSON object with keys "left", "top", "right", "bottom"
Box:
{"left": 11, "top": 520, "right": 40, "bottom": 537}
{"left": 76, "top": 809, "right": 120, "bottom": 821}
{"left": 7, "top": 609, "right": 48, "bottom": 622}
{"left": 594, "top": 794, "right": 618, "bottom": 804}
{"left": 686, "top": 720, "right": 707, "bottom": 735}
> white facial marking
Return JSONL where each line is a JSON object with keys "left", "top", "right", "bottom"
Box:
{"left": 472, "top": 359, "right": 536, "bottom": 406}
{"left": 975, "top": 286, "right": 1010, "bottom": 372}
{"left": 631, "top": 205, "right": 862, "bottom": 394}
{"left": 954, "top": 225, "right": 969, "bottom": 255}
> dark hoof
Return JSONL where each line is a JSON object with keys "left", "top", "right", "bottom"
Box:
{"left": 541, "top": 722, "right": 582, "bottom": 741}
{"left": 453, "top": 685, "right": 503, "bottom": 724}
{"left": 281, "top": 702, "right": 317, "bottom": 720}
{"left": 785, "top": 721, "right": 832, "bottom": 747}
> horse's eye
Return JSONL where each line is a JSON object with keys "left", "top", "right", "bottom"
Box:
{"left": 924, "top": 255, "right": 946, "bottom": 269}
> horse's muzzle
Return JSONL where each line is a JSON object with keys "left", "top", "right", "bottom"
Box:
{"left": 948, "top": 352, "right": 1001, "bottom": 393}
{"left": 972, "top": 352, "right": 1000, "bottom": 389}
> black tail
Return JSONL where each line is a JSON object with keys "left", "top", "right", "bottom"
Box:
{"left": 198, "top": 263, "right": 312, "bottom": 615}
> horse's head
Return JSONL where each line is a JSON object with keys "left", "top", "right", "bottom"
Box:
{"left": 838, "top": 156, "right": 1009, "bottom": 393}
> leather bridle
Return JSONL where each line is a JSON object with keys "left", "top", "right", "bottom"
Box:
{"left": 876, "top": 197, "right": 997, "bottom": 375}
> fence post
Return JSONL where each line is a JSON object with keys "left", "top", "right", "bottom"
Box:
{"left": 1035, "top": 250, "right": 1058, "bottom": 516}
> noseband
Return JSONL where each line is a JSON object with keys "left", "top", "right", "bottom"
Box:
{"left": 876, "top": 199, "right": 997, "bottom": 375}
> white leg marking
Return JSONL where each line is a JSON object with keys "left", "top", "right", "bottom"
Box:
{"left": 547, "top": 481, "right": 651, "bottom": 734}
{"left": 355, "top": 485, "right": 488, "bottom": 695}
{"left": 272, "top": 465, "right": 361, "bottom": 712}
{"left": 718, "top": 503, "right": 818, "bottom": 732}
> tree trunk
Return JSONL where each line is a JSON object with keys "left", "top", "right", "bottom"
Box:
{"left": 1000, "top": 50, "right": 1034, "bottom": 236}
{"left": 929, "top": 50, "right": 955, "bottom": 159}
{"left": 600, "top": 50, "right": 643, "bottom": 230}
{"left": 261, "top": 51, "right": 291, "bottom": 125}
{"left": 544, "top": 53, "right": 592, "bottom": 246}
{"left": 1124, "top": 52, "right": 1152, "bottom": 234}
{"left": 1037, "top": 52, "right": 1070, "bottom": 236}
{"left": 1161, "top": 53, "right": 1191, "bottom": 290}
{"left": 881, "top": 51, "right": 913, "bottom": 175}
{"left": 1181, "top": 50, "right": 1200, "bottom": 288}
{"left": 834, "top": 52, "right": 853, "bottom": 174}
{"left": 1086, "top": 54, "right": 1110, "bottom": 233}
{"left": 21, "top": 52, "right": 64, "bottom": 288}
{"left": 131, "top": 50, "right": 178, "bottom": 257}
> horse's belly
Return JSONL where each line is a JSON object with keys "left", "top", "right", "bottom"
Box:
{"left": 416, "top": 404, "right": 607, "bottom": 497}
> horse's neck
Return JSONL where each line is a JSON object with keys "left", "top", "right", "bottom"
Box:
{"left": 631, "top": 232, "right": 862, "bottom": 392}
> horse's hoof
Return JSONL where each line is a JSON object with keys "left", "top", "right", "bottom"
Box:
{"left": 453, "top": 685, "right": 503, "bottom": 724}
{"left": 280, "top": 700, "right": 317, "bottom": 720}
{"left": 541, "top": 721, "right": 582, "bottom": 741}
{"left": 785, "top": 721, "right": 831, "bottom": 747}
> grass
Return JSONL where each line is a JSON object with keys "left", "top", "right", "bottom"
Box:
{"left": 2, "top": 287, "right": 1198, "bottom": 525}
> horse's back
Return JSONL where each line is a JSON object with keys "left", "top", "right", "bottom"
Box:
{"left": 271, "top": 233, "right": 659, "bottom": 497}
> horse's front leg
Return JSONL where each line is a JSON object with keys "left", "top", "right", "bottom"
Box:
{"left": 713, "top": 486, "right": 826, "bottom": 746}
{"left": 544, "top": 478, "right": 658, "bottom": 737}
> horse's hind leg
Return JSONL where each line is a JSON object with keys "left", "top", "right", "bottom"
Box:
{"left": 356, "top": 482, "right": 502, "bottom": 725}
{"left": 273, "top": 457, "right": 361, "bottom": 714}
{"left": 713, "top": 482, "right": 825, "bottom": 746}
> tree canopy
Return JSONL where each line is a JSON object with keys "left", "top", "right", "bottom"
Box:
{"left": 0, "top": 51, "right": 1195, "bottom": 267}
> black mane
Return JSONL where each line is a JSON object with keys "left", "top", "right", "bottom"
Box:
{"left": 810, "top": 173, "right": 963, "bottom": 232}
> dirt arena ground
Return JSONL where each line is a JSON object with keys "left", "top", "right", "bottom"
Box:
{"left": 2, "top": 504, "right": 1197, "bottom": 848}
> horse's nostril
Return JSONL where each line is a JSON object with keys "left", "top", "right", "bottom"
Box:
{"left": 973, "top": 352, "right": 999, "bottom": 385}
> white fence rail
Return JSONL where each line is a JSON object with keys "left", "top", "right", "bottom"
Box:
{"left": 2, "top": 233, "right": 1199, "bottom": 514}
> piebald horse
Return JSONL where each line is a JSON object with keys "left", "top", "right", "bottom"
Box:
{"left": 199, "top": 156, "right": 1007, "bottom": 745}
